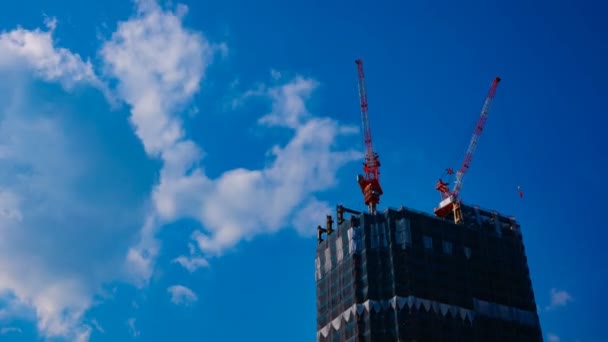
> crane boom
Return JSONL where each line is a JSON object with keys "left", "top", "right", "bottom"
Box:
{"left": 434, "top": 76, "right": 501, "bottom": 221}
{"left": 354, "top": 59, "right": 383, "bottom": 213}
{"left": 452, "top": 76, "right": 501, "bottom": 197}
{"left": 356, "top": 59, "right": 378, "bottom": 174}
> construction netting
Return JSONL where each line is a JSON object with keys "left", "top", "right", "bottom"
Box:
{"left": 315, "top": 205, "right": 542, "bottom": 342}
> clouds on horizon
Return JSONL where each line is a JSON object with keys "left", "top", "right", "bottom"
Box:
{"left": 0, "top": 0, "right": 360, "bottom": 340}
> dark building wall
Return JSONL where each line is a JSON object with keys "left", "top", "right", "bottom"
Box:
{"left": 316, "top": 205, "right": 542, "bottom": 342}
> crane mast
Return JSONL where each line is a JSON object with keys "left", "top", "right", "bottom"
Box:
{"left": 435, "top": 76, "right": 501, "bottom": 223}
{"left": 355, "top": 59, "right": 383, "bottom": 214}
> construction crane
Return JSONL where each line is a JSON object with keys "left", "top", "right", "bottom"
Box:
{"left": 355, "top": 59, "right": 383, "bottom": 214}
{"left": 435, "top": 76, "right": 501, "bottom": 224}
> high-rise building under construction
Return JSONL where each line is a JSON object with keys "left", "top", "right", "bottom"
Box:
{"left": 315, "top": 204, "right": 542, "bottom": 341}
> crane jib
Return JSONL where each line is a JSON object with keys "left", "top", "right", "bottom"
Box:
{"left": 355, "top": 59, "right": 383, "bottom": 213}
{"left": 441, "top": 76, "right": 501, "bottom": 206}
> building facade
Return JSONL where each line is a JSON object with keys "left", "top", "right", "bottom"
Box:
{"left": 315, "top": 205, "right": 542, "bottom": 341}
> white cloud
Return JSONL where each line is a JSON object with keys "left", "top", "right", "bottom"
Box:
{"left": 546, "top": 288, "right": 573, "bottom": 310}
{"left": 230, "top": 83, "right": 266, "bottom": 109}
{"left": 75, "top": 326, "right": 92, "bottom": 342}
{"left": 0, "top": 77, "right": 147, "bottom": 340}
{"left": 167, "top": 285, "right": 198, "bottom": 305}
{"left": 1, "top": 326, "right": 22, "bottom": 335}
{"left": 547, "top": 333, "right": 560, "bottom": 342}
{"left": 258, "top": 76, "right": 318, "bottom": 128}
{"left": 0, "top": 17, "right": 106, "bottom": 93}
{"left": 102, "top": 0, "right": 359, "bottom": 279}
{"left": 173, "top": 256, "right": 209, "bottom": 273}
{"left": 193, "top": 78, "right": 360, "bottom": 255}
{"left": 125, "top": 215, "right": 161, "bottom": 287}
{"left": 0, "top": 1, "right": 362, "bottom": 340}
{"left": 291, "top": 198, "right": 334, "bottom": 236}
{"left": 0, "top": 12, "right": 148, "bottom": 342}
{"left": 43, "top": 16, "right": 58, "bottom": 31}
{"left": 100, "top": 0, "right": 225, "bottom": 157}
{"left": 127, "top": 317, "right": 140, "bottom": 338}
{"left": 172, "top": 242, "right": 208, "bottom": 272}
{"left": 99, "top": 0, "right": 226, "bottom": 286}
{"left": 0, "top": 290, "right": 35, "bottom": 323}
{"left": 90, "top": 319, "right": 105, "bottom": 333}
{"left": 155, "top": 77, "right": 360, "bottom": 257}
{"left": 270, "top": 69, "right": 282, "bottom": 80}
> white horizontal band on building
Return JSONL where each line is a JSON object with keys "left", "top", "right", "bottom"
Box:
{"left": 316, "top": 295, "right": 538, "bottom": 339}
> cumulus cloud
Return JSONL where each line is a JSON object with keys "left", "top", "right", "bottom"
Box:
{"left": 546, "top": 288, "right": 573, "bottom": 310}
{"left": 99, "top": 0, "right": 226, "bottom": 285}
{"left": 0, "top": 11, "right": 148, "bottom": 342}
{"left": 0, "top": 99, "right": 126, "bottom": 340}
{"left": 0, "top": 290, "right": 34, "bottom": 323}
{"left": 100, "top": 0, "right": 225, "bottom": 157}
{"left": 167, "top": 285, "right": 198, "bottom": 305}
{"left": 258, "top": 76, "right": 318, "bottom": 128}
{"left": 547, "top": 333, "right": 560, "bottom": 342}
{"left": 0, "top": 17, "right": 106, "bottom": 94}
{"left": 103, "top": 0, "right": 359, "bottom": 276}
{"left": 161, "top": 76, "right": 360, "bottom": 257}
{"left": 0, "top": 0, "right": 361, "bottom": 340}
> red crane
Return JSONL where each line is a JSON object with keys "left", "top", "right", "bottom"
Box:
{"left": 355, "top": 59, "right": 383, "bottom": 214}
{"left": 435, "top": 76, "right": 501, "bottom": 223}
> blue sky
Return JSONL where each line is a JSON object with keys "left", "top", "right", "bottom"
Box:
{"left": 0, "top": 0, "right": 605, "bottom": 341}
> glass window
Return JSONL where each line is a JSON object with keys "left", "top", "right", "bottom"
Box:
{"left": 442, "top": 241, "right": 453, "bottom": 255}
{"left": 423, "top": 236, "right": 433, "bottom": 250}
